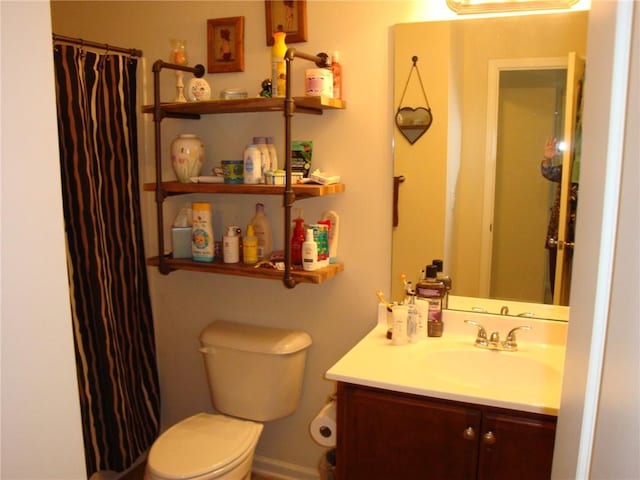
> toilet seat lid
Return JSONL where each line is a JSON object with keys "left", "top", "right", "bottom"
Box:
{"left": 148, "top": 413, "right": 263, "bottom": 480}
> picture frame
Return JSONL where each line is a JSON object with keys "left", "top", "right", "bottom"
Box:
{"left": 207, "top": 16, "right": 245, "bottom": 73}
{"left": 265, "top": 0, "right": 307, "bottom": 46}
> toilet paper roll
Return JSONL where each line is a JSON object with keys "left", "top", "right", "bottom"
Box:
{"left": 310, "top": 401, "right": 337, "bottom": 447}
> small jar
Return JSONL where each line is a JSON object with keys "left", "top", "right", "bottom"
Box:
{"left": 171, "top": 134, "right": 204, "bottom": 183}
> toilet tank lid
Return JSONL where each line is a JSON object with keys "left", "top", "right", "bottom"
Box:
{"left": 200, "top": 320, "right": 312, "bottom": 354}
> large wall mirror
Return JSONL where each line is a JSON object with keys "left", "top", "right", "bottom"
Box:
{"left": 392, "top": 11, "right": 588, "bottom": 320}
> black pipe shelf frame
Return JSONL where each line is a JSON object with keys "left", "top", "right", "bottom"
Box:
{"left": 142, "top": 54, "right": 346, "bottom": 288}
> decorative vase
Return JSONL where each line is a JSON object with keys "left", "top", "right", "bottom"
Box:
{"left": 171, "top": 134, "right": 204, "bottom": 183}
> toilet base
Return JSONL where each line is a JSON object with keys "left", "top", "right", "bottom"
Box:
{"left": 144, "top": 447, "right": 254, "bottom": 480}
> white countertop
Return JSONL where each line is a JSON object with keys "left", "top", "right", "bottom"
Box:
{"left": 326, "top": 308, "right": 567, "bottom": 415}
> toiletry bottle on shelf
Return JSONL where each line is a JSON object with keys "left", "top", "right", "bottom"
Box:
{"left": 321, "top": 210, "right": 339, "bottom": 263}
{"left": 191, "top": 202, "right": 214, "bottom": 262}
{"left": 316, "top": 221, "right": 330, "bottom": 268}
{"left": 302, "top": 228, "right": 318, "bottom": 271}
{"left": 271, "top": 31, "right": 287, "bottom": 97}
{"left": 415, "top": 264, "right": 445, "bottom": 337}
{"left": 266, "top": 136, "right": 278, "bottom": 171}
{"left": 432, "top": 259, "right": 452, "bottom": 308}
{"left": 253, "top": 136, "right": 272, "bottom": 179}
{"left": 251, "top": 203, "right": 273, "bottom": 260}
{"left": 243, "top": 224, "right": 258, "bottom": 265}
{"left": 331, "top": 51, "right": 342, "bottom": 99}
{"left": 223, "top": 225, "right": 240, "bottom": 264}
{"left": 243, "top": 144, "right": 262, "bottom": 184}
{"left": 291, "top": 217, "right": 306, "bottom": 266}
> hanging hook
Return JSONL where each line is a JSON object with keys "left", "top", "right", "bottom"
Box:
{"left": 412, "top": 55, "right": 418, "bottom": 66}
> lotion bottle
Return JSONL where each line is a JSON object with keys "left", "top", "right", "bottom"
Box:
{"left": 266, "top": 136, "right": 278, "bottom": 171}
{"left": 222, "top": 225, "right": 240, "bottom": 264}
{"left": 302, "top": 228, "right": 318, "bottom": 271}
{"left": 243, "top": 224, "right": 258, "bottom": 265}
{"left": 191, "top": 202, "right": 214, "bottom": 262}
{"left": 251, "top": 203, "right": 273, "bottom": 260}
{"left": 321, "top": 210, "right": 339, "bottom": 263}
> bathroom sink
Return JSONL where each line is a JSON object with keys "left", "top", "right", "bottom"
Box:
{"left": 420, "top": 348, "right": 562, "bottom": 393}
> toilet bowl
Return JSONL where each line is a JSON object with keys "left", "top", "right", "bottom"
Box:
{"left": 146, "top": 413, "right": 263, "bottom": 480}
{"left": 145, "top": 321, "right": 312, "bottom": 480}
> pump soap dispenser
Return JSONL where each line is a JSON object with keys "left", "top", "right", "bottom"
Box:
{"left": 302, "top": 229, "right": 318, "bottom": 271}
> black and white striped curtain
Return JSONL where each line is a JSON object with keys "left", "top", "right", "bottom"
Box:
{"left": 53, "top": 43, "right": 160, "bottom": 477}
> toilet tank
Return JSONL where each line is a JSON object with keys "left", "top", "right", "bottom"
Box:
{"left": 199, "top": 320, "right": 312, "bottom": 422}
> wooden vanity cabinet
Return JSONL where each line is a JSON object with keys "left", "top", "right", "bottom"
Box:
{"left": 336, "top": 382, "right": 556, "bottom": 480}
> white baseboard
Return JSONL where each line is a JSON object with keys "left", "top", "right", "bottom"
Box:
{"left": 252, "top": 455, "right": 321, "bottom": 480}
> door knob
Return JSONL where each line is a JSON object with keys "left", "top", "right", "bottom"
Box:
{"left": 482, "top": 431, "right": 496, "bottom": 445}
{"left": 463, "top": 427, "right": 476, "bottom": 441}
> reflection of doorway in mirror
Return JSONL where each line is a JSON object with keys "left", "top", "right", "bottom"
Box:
{"left": 491, "top": 68, "right": 568, "bottom": 304}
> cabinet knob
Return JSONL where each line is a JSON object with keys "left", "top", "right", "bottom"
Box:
{"left": 482, "top": 431, "right": 496, "bottom": 445}
{"left": 463, "top": 427, "right": 476, "bottom": 441}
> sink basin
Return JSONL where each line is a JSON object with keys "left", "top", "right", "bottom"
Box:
{"left": 421, "top": 348, "right": 562, "bottom": 393}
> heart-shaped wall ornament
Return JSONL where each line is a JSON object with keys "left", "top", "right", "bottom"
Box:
{"left": 395, "top": 106, "right": 433, "bottom": 145}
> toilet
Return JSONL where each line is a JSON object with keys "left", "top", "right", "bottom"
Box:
{"left": 145, "top": 320, "right": 312, "bottom": 480}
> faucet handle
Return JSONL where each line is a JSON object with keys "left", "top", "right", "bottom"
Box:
{"left": 464, "top": 320, "right": 488, "bottom": 346}
{"left": 504, "top": 325, "right": 532, "bottom": 349}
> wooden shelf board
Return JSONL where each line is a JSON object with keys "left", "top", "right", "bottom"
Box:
{"left": 141, "top": 96, "right": 345, "bottom": 116}
{"left": 143, "top": 181, "right": 345, "bottom": 198}
{"left": 147, "top": 256, "right": 343, "bottom": 284}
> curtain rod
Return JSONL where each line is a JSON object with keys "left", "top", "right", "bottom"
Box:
{"left": 53, "top": 33, "right": 143, "bottom": 58}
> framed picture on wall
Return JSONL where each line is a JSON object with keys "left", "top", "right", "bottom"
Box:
{"left": 265, "top": 0, "right": 307, "bottom": 46}
{"left": 207, "top": 16, "right": 245, "bottom": 73}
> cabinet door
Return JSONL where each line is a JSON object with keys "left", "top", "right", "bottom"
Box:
{"left": 477, "top": 410, "right": 556, "bottom": 480}
{"left": 337, "top": 383, "right": 481, "bottom": 480}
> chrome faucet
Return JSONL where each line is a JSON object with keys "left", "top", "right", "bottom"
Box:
{"left": 464, "top": 320, "right": 489, "bottom": 347}
{"left": 464, "top": 320, "right": 531, "bottom": 351}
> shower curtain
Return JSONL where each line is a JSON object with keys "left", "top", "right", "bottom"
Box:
{"left": 53, "top": 43, "right": 160, "bottom": 477}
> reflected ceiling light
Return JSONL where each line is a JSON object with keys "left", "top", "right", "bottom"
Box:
{"left": 446, "top": 0, "right": 579, "bottom": 14}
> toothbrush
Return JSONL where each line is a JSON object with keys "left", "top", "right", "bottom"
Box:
{"left": 376, "top": 290, "right": 393, "bottom": 312}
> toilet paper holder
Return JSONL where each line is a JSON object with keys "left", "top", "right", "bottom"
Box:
{"left": 310, "top": 394, "right": 338, "bottom": 447}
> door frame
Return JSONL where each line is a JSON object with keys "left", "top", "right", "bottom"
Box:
{"left": 479, "top": 56, "right": 570, "bottom": 298}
